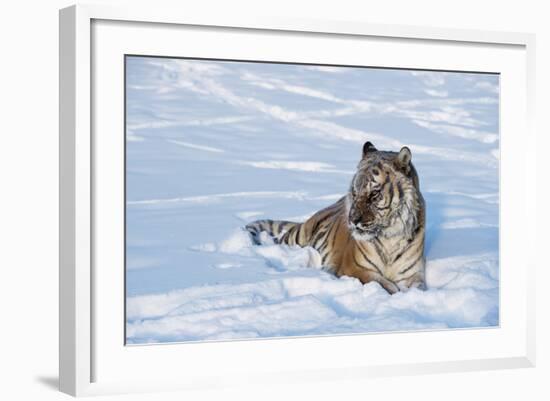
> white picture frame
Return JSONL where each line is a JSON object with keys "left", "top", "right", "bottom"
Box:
{"left": 59, "top": 4, "right": 536, "bottom": 397}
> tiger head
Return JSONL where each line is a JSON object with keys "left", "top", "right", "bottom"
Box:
{"left": 347, "top": 141, "right": 423, "bottom": 241}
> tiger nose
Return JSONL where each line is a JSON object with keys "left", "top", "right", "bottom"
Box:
{"left": 350, "top": 213, "right": 362, "bottom": 226}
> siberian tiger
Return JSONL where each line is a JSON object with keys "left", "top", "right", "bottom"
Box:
{"left": 245, "top": 142, "right": 426, "bottom": 294}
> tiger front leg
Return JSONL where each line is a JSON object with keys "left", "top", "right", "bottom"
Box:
{"left": 396, "top": 271, "right": 427, "bottom": 292}
{"left": 338, "top": 266, "right": 400, "bottom": 294}
{"left": 373, "top": 275, "right": 400, "bottom": 294}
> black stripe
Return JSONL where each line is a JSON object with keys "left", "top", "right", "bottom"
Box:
{"left": 397, "top": 181, "right": 404, "bottom": 201}
{"left": 398, "top": 254, "right": 422, "bottom": 275}
{"left": 325, "top": 218, "right": 339, "bottom": 248}
{"left": 281, "top": 225, "right": 297, "bottom": 245}
{"left": 373, "top": 238, "right": 388, "bottom": 265}
{"left": 330, "top": 219, "right": 342, "bottom": 252}
{"left": 311, "top": 214, "right": 332, "bottom": 238}
{"left": 294, "top": 225, "right": 302, "bottom": 246}
{"left": 286, "top": 226, "right": 298, "bottom": 245}
{"left": 310, "top": 216, "right": 324, "bottom": 236}
{"left": 387, "top": 181, "right": 394, "bottom": 206}
{"left": 312, "top": 227, "right": 329, "bottom": 248}
{"left": 316, "top": 236, "right": 329, "bottom": 253}
{"left": 256, "top": 222, "right": 263, "bottom": 231}
{"left": 353, "top": 253, "right": 380, "bottom": 274}
{"left": 356, "top": 243, "right": 383, "bottom": 275}
{"left": 311, "top": 205, "right": 340, "bottom": 234}
{"left": 392, "top": 237, "right": 422, "bottom": 263}
{"left": 326, "top": 212, "right": 339, "bottom": 249}
{"left": 393, "top": 247, "right": 407, "bottom": 264}
{"left": 311, "top": 227, "right": 332, "bottom": 252}
{"left": 395, "top": 272, "right": 419, "bottom": 283}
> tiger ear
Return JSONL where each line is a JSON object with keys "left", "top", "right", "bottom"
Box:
{"left": 395, "top": 146, "right": 412, "bottom": 172}
{"left": 362, "top": 141, "right": 377, "bottom": 158}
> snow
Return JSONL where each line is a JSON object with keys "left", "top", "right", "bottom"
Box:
{"left": 167, "top": 139, "right": 225, "bottom": 153}
{"left": 125, "top": 57, "right": 499, "bottom": 344}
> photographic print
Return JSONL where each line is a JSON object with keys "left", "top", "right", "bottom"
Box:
{"left": 125, "top": 56, "right": 499, "bottom": 344}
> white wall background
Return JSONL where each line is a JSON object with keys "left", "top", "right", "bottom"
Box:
{"left": 0, "top": 0, "right": 547, "bottom": 399}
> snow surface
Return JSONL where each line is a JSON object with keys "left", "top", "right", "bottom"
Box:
{"left": 125, "top": 57, "right": 499, "bottom": 344}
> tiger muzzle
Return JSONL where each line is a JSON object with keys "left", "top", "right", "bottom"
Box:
{"left": 348, "top": 208, "right": 375, "bottom": 232}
